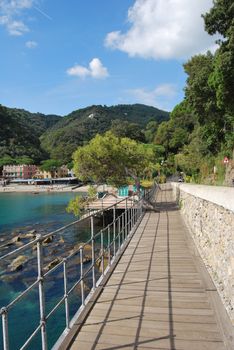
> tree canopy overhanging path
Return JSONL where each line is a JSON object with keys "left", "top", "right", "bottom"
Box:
{"left": 61, "top": 185, "right": 234, "bottom": 350}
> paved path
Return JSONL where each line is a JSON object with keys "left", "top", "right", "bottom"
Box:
{"left": 66, "top": 186, "right": 233, "bottom": 350}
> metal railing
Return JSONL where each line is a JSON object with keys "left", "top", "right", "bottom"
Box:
{"left": 0, "top": 184, "right": 157, "bottom": 350}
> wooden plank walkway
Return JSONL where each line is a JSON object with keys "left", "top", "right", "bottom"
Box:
{"left": 64, "top": 185, "right": 234, "bottom": 350}
{"left": 86, "top": 195, "right": 136, "bottom": 210}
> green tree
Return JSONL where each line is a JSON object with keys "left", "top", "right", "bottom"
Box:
{"left": 66, "top": 195, "right": 87, "bottom": 217}
{"left": 202, "top": 0, "right": 234, "bottom": 39}
{"left": 183, "top": 53, "right": 227, "bottom": 154}
{"left": 110, "top": 119, "right": 145, "bottom": 142}
{"left": 203, "top": 0, "right": 234, "bottom": 150}
{"left": 144, "top": 121, "right": 158, "bottom": 143}
{"left": 40, "top": 159, "right": 62, "bottom": 172}
{"left": 15, "top": 156, "right": 34, "bottom": 165}
{"left": 154, "top": 121, "right": 172, "bottom": 156}
{"left": 154, "top": 101, "right": 196, "bottom": 156}
{"left": 0, "top": 156, "right": 16, "bottom": 167}
{"left": 183, "top": 53, "right": 219, "bottom": 122}
{"left": 73, "top": 132, "right": 153, "bottom": 187}
{"left": 170, "top": 101, "right": 196, "bottom": 132}
{"left": 66, "top": 186, "right": 97, "bottom": 217}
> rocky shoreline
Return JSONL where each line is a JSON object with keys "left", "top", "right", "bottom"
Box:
{"left": 0, "top": 213, "right": 107, "bottom": 289}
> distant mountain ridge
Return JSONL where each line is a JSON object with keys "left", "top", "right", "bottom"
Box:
{"left": 0, "top": 103, "right": 169, "bottom": 164}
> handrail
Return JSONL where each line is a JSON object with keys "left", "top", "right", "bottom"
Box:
{"left": 0, "top": 193, "right": 141, "bottom": 262}
{"left": 0, "top": 183, "right": 157, "bottom": 350}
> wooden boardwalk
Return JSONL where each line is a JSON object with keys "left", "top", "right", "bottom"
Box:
{"left": 63, "top": 185, "right": 234, "bottom": 350}
{"left": 86, "top": 194, "right": 136, "bottom": 210}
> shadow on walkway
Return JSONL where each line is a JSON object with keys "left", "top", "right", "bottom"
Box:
{"left": 67, "top": 185, "right": 229, "bottom": 350}
{"left": 84, "top": 187, "right": 176, "bottom": 350}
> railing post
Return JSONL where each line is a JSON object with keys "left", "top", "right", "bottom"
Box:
{"left": 118, "top": 216, "right": 121, "bottom": 251}
{"left": 91, "top": 215, "right": 96, "bottom": 290}
{"left": 113, "top": 205, "right": 116, "bottom": 257}
{"left": 135, "top": 202, "right": 138, "bottom": 222}
{"left": 100, "top": 230, "right": 104, "bottom": 276}
{"left": 79, "top": 246, "right": 85, "bottom": 306}
{"left": 133, "top": 201, "right": 135, "bottom": 225}
{"left": 128, "top": 201, "right": 131, "bottom": 234}
{"left": 1, "top": 307, "right": 9, "bottom": 350}
{"left": 125, "top": 198, "right": 128, "bottom": 237}
{"left": 136, "top": 202, "right": 138, "bottom": 222}
{"left": 134, "top": 203, "right": 136, "bottom": 225}
{"left": 121, "top": 213, "right": 124, "bottom": 245}
{"left": 131, "top": 201, "right": 133, "bottom": 231}
{"left": 107, "top": 225, "right": 111, "bottom": 266}
{"left": 136, "top": 201, "right": 138, "bottom": 223}
{"left": 63, "top": 258, "right": 70, "bottom": 330}
{"left": 37, "top": 235, "right": 48, "bottom": 350}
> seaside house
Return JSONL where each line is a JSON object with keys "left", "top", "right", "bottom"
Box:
{"left": 56, "top": 165, "right": 69, "bottom": 178}
{"left": 34, "top": 165, "right": 69, "bottom": 179}
{"left": 3, "top": 165, "right": 38, "bottom": 179}
{"left": 34, "top": 169, "right": 52, "bottom": 179}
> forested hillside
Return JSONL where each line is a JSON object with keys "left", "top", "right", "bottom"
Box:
{"left": 40, "top": 104, "right": 169, "bottom": 163}
{"left": 0, "top": 104, "right": 169, "bottom": 165}
{"left": 0, "top": 105, "right": 61, "bottom": 164}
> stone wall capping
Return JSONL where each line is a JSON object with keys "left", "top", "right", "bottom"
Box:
{"left": 172, "top": 182, "right": 234, "bottom": 213}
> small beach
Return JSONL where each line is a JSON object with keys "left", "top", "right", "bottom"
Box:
{"left": 0, "top": 184, "right": 114, "bottom": 193}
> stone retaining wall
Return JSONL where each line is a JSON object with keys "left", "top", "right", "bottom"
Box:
{"left": 172, "top": 183, "right": 234, "bottom": 324}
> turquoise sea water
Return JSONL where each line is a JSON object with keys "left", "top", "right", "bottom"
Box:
{"left": 0, "top": 192, "right": 97, "bottom": 350}
{"left": 0, "top": 192, "right": 79, "bottom": 233}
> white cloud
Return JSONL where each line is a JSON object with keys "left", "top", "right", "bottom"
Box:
{"left": 105, "top": 0, "right": 217, "bottom": 60}
{"left": 127, "top": 84, "right": 177, "bottom": 108}
{"left": 89, "top": 58, "right": 109, "bottom": 78}
{"left": 67, "top": 58, "right": 109, "bottom": 79}
{"left": 67, "top": 65, "right": 90, "bottom": 78}
{"left": 25, "top": 40, "right": 37, "bottom": 48}
{"left": 8, "top": 19, "right": 28, "bottom": 35}
{"left": 0, "top": 0, "right": 33, "bottom": 12}
{"left": 153, "top": 84, "right": 177, "bottom": 98}
{"left": 0, "top": 0, "right": 34, "bottom": 35}
{"left": 0, "top": 14, "right": 29, "bottom": 35}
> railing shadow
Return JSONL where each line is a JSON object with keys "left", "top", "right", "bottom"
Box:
{"left": 83, "top": 186, "right": 176, "bottom": 350}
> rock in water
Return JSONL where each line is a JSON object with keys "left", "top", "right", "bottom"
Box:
{"left": 83, "top": 255, "right": 92, "bottom": 264}
{"left": 45, "top": 258, "right": 61, "bottom": 271}
{"left": 9, "top": 255, "right": 28, "bottom": 272}
{"left": 43, "top": 235, "right": 53, "bottom": 245}
{"left": 70, "top": 243, "right": 92, "bottom": 256}
{"left": 24, "top": 230, "right": 37, "bottom": 238}
{"left": 59, "top": 236, "right": 65, "bottom": 244}
{"left": 11, "top": 236, "right": 23, "bottom": 246}
{"left": 12, "top": 236, "right": 21, "bottom": 243}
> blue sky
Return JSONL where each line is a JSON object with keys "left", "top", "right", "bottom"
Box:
{"left": 0, "top": 0, "right": 217, "bottom": 115}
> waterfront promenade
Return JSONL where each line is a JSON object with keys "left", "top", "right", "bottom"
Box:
{"left": 61, "top": 185, "right": 233, "bottom": 350}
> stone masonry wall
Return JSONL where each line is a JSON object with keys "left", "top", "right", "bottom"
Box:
{"left": 172, "top": 184, "right": 234, "bottom": 324}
